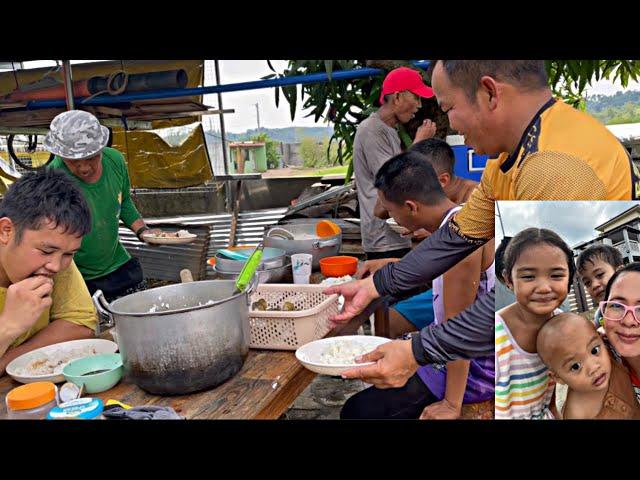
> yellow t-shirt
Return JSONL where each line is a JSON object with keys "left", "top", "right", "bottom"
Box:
{"left": 453, "top": 98, "right": 638, "bottom": 241}
{"left": 0, "top": 261, "right": 97, "bottom": 348}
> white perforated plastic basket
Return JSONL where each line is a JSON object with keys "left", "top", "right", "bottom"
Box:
{"left": 249, "top": 284, "right": 340, "bottom": 350}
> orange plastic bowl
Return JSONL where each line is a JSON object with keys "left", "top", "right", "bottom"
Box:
{"left": 320, "top": 256, "right": 358, "bottom": 278}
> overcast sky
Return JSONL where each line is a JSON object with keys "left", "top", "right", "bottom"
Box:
{"left": 496, "top": 201, "right": 639, "bottom": 249}
{"left": 17, "top": 60, "right": 640, "bottom": 133}
{"left": 205, "top": 60, "right": 320, "bottom": 132}
{"left": 19, "top": 59, "right": 321, "bottom": 133}
{"left": 207, "top": 61, "right": 640, "bottom": 133}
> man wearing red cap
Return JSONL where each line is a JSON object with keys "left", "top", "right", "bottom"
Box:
{"left": 353, "top": 66, "right": 437, "bottom": 261}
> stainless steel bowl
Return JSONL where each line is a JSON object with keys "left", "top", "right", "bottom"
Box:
{"left": 213, "top": 261, "right": 292, "bottom": 284}
{"left": 264, "top": 223, "right": 341, "bottom": 270}
{"left": 214, "top": 247, "right": 287, "bottom": 272}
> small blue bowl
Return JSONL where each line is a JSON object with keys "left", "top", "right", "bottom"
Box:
{"left": 62, "top": 353, "right": 123, "bottom": 394}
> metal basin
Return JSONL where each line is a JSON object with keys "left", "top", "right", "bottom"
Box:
{"left": 264, "top": 223, "right": 341, "bottom": 269}
{"left": 214, "top": 261, "right": 292, "bottom": 284}
{"left": 214, "top": 247, "right": 287, "bottom": 272}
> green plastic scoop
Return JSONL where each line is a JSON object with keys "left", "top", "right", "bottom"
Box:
{"left": 235, "top": 243, "right": 264, "bottom": 292}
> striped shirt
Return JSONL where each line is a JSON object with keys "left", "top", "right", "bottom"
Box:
{"left": 495, "top": 312, "right": 556, "bottom": 419}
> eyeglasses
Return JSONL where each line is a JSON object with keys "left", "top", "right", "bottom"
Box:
{"left": 599, "top": 301, "right": 640, "bottom": 324}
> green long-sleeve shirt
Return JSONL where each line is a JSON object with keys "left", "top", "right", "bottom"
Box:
{"left": 50, "top": 147, "right": 141, "bottom": 280}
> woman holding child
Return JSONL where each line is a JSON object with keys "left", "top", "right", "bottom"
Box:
{"left": 496, "top": 229, "right": 640, "bottom": 419}
{"left": 599, "top": 263, "right": 640, "bottom": 404}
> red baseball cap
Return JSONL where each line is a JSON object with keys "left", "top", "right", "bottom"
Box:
{"left": 379, "top": 67, "right": 434, "bottom": 104}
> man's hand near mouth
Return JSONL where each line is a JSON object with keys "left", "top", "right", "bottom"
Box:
{"left": 1, "top": 275, "right": 54, "bottom": 345}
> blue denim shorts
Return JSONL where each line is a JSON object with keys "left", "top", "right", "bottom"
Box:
{"left": 393, "top": 289, "right": 435, "bottom": 330}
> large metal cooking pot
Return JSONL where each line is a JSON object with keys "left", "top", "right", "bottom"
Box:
{"left": 264, "top": 223, "right": 341, "bottom": 270}
{"left": 92, "top": 279, "right": 254, "bottom": 395}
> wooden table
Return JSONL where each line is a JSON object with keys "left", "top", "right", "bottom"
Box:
{"left": 0, "top": 299, "right": 384, "bottom": 420}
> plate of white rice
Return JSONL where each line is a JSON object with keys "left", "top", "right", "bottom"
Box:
{"left": 6, "top": 339, "right": 118, "bottom": 384}
{"left": 295, "top": 335, "right": 391, "bottom": 376}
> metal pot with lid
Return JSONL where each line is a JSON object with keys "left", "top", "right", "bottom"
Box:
{"left": 264, "top": 223, "right": 341, "bottom": 270}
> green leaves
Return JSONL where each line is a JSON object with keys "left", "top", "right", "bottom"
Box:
{"left": 397, "top": 124, "right": 413, "bottom": 149}
{"left": 324, "top": 60, "right": 334, "bottom": 81}
{"left": 547, "top": 60, "right": 640, "bottom": 110}
{"left": 271, "top": 60, "right": 371, "bottom": 171}
{"left": 271, "top": 60, "right": 640, "bottom": 167}
{"left": 281, "top": 85, "right": 297, "bottom": 121}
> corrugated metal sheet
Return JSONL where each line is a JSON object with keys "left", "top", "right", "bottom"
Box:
{"left": 120, "top": 224, "right": 211, "bottom": 282}
{"left": 121, "top": 209, "right": 364, "bottom": 282}
{"left": 121, "top": 208, "right": 287, "bottom": 281}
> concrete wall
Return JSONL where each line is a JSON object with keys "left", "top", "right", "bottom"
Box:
{"left": 131, "top": 176, "right": 341, "bottom": 217}
{"left": 280, "top": 142, "right": 303, "bottom": 167}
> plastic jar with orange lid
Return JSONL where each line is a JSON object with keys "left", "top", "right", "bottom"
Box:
{"left": 5, "top": 382, "right": 58, "bottom": 419}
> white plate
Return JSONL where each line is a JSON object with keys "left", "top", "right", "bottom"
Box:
{"left": 386, "top": 218, "right": 410, "bottom": 236}
{"left": 295, "top": 335, "right": 391, "bottom": 376}
{"left": 142, "top": 233, "right": 197, "bottom": 245}
{"left": 6, "top": 339, "right": 118, "bottom": 384}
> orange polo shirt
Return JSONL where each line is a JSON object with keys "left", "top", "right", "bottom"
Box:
{"left": 452, "top": 98, "right": 638, "bottom": 240}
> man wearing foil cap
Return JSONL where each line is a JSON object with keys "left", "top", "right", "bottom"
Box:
{"left": 45, "top": 110, "right": 162, "bottom": 301}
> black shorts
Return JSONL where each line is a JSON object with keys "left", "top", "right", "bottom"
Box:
{"left": 85, "top": 257, "right": 147, "bottom": 302}
{"left": 340, "top": 373, "right": 438, "bottom": 419}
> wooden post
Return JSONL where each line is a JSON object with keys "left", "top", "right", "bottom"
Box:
{"left": 237, "top": 147, "right": 245, "bottom": 174}
{"left": 228, "top": 180, "right": 243, "bottom": 247}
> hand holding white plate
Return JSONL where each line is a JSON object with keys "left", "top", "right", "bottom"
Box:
{"left": 295, "top": 335, "right": 391, "bottom": 376}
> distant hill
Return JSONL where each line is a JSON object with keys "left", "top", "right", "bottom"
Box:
{"left": 587, "top": 90, "right": 640, "bottom": 125}
{"left": 224, "top": 126, "right": 334, "bottom": 143}
{"left": 587, "top": 90, "right": 640, "bottom": 113}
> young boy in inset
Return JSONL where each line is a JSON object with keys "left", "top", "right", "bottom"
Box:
{"left": 536, "top": 312, "right": 640, "bottom": 419}
{"left": 577, "top": 245, "right": 624, "bottom": 304}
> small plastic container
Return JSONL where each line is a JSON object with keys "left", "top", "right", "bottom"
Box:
{"left": 293, "top": 273, "right": 310, "bottom": 284}
{"left": 6, "top": 381, "right": 58, "bottom": 420}
{"left": 292, "top": 253, "right": 312, "bottom": 284}
{"left": 46, "top": 397, "right": 104, "bottom": 420}
{"left": 319, "top": 256, "right": 358, "bottom": 278}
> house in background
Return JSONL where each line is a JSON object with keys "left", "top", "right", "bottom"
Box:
{"left": 607, "top": 123, "right": 640, "bottom": 161}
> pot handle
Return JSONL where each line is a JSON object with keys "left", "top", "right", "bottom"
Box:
{"left": 92, "top": 290, "right": 115, "bottom": 336}
{"left": 242, "top": 275, "right": 259, "bottom": 306}
{"left": 313, "top": 237, "right": 340, "bottom": 249}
